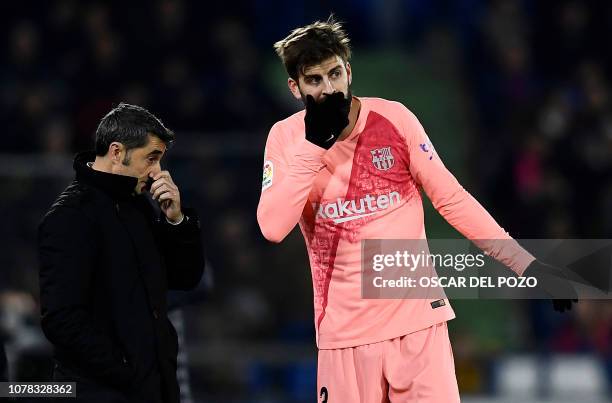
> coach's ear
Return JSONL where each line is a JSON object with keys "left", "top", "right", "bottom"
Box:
{"left": 288, "top": 78, "right": 302, "bottom": 100}
{"left": 109, "top": 142, "right": 126, "bottom": 165}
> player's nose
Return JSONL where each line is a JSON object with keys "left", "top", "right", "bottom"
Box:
{"left": 321, "top": 77, "right": 335, "bottom": 95}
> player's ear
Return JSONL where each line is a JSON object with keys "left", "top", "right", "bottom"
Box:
{"left": 288, "top": 78, "right": 302, "bottom": 100}
{"left": 345, "top": 62, "right": 352, "bottom": 86}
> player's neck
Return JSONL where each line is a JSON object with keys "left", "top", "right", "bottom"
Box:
{"left": 338, "top": 96, "right": 361, "bottom": 141}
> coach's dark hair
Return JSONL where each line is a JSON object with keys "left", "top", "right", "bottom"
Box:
{"left": 273, "top": 15, "right": 351, "bottom": 81}
{"left": 95, "top": 103, "right": 175, "bottom": 156}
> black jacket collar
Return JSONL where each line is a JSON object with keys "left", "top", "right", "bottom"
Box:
{"left": 74, "top": 151, "right": 138, "bottom": 201}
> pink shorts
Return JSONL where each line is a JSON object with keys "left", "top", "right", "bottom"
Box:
{"left": 317, "top": 322, "right": 459, "bottom": 403}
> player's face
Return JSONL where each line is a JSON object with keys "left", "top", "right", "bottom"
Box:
{"left": 289, "top": 55, "right": 352, "bottom": 105}
{"left": 112, "top": 135, "right": 166, "bottom": 194}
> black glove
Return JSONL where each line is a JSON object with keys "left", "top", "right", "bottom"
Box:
{"left": 304, "top": 92, "right": 352, "bottom": 149}
{"left": 523, "top": 260, "right": 578, "bottom": 313}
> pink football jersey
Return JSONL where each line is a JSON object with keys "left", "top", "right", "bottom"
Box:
{"left": 258, "top": 97, "right": 534, "bottom": 349}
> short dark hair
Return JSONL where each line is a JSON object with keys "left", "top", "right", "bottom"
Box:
{"left": 274, "top": 15, "right": 351, "bottom": 81}
{"left": 94, "top": 103, "right": 175, "bottom": 156}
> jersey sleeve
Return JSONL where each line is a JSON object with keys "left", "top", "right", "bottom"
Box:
{"left": 399, "top": 105, "right": 535, "bottom": 275}
{"left": 257, "top": 121, "right": 327, "bottom": 243}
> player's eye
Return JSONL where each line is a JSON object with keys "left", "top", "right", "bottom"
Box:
{"left": 306, "top": 77, "right": 320, "bottom": 85}
{"left": 331, "top": 70, "right": 341, "bottom": 78}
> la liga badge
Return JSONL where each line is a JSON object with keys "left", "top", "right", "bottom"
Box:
{"left": 262, "top": 160, "right": 274, "bottom": 190}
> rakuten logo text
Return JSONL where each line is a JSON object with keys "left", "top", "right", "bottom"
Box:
{"left": 316, "top": 191, "right": 401, "bottom": 223}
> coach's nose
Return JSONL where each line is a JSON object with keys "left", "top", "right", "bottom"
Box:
{"left": 149, "top": 161, "right": 162, "bottom": 177}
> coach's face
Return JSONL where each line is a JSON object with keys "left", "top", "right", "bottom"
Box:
{"left": 288, "top": 55, "right": 352, "bottom": 105}
{"left": 109, "top": 134, "right": 166, "bottom": 194}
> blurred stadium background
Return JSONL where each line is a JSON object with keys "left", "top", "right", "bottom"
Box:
{"left": 0, "top": 1, "right": 610, "bottom": 402}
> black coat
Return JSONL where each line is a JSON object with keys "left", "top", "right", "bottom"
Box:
{"left": 38, "top": 152, "right": 205, "bottom": 403}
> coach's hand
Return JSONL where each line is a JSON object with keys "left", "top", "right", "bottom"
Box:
{"left": 149, "top": 171, "right": 184, "bottom": 224}
{"left": 305, "top": 92, "right": 351, "bottom": 149}
{"left": 523, "top": 260, "right": 578, "bottom": 313}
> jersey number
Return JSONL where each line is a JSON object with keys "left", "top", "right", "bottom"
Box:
{"left": 320, "top": 386, "right": 328, "bottom": 402}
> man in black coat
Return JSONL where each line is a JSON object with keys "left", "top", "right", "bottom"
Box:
{"left": 38, "top": 103, "right": 205, "bottom": 403}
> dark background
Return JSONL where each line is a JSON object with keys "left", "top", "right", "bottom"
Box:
{"left": 0, "top": 1, "right": 610, "bottom": 402}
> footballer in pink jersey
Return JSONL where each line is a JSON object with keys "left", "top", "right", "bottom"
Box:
{"left": 257, "top": 16, "right": 576, "bottom": 402}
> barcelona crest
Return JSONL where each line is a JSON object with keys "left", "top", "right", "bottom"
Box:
{"left": 370, "top": 147, "right": 394, "bottom": 171}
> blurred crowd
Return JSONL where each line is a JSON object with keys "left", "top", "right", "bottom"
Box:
{"left": 1, "top": 0, "right": 288, "bottom": 155}
{"left": 0, "top": 0, "right": 610, "bottom": 401}
{"left": 465, "top": 0, "right": 612, "bottom": 239}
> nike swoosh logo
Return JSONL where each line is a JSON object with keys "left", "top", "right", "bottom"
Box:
{"left": 325, "top": 134, "right": 335, "bottom": 142}
{"left": 333, "top": 212, "right": 377, "bottom": 224}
